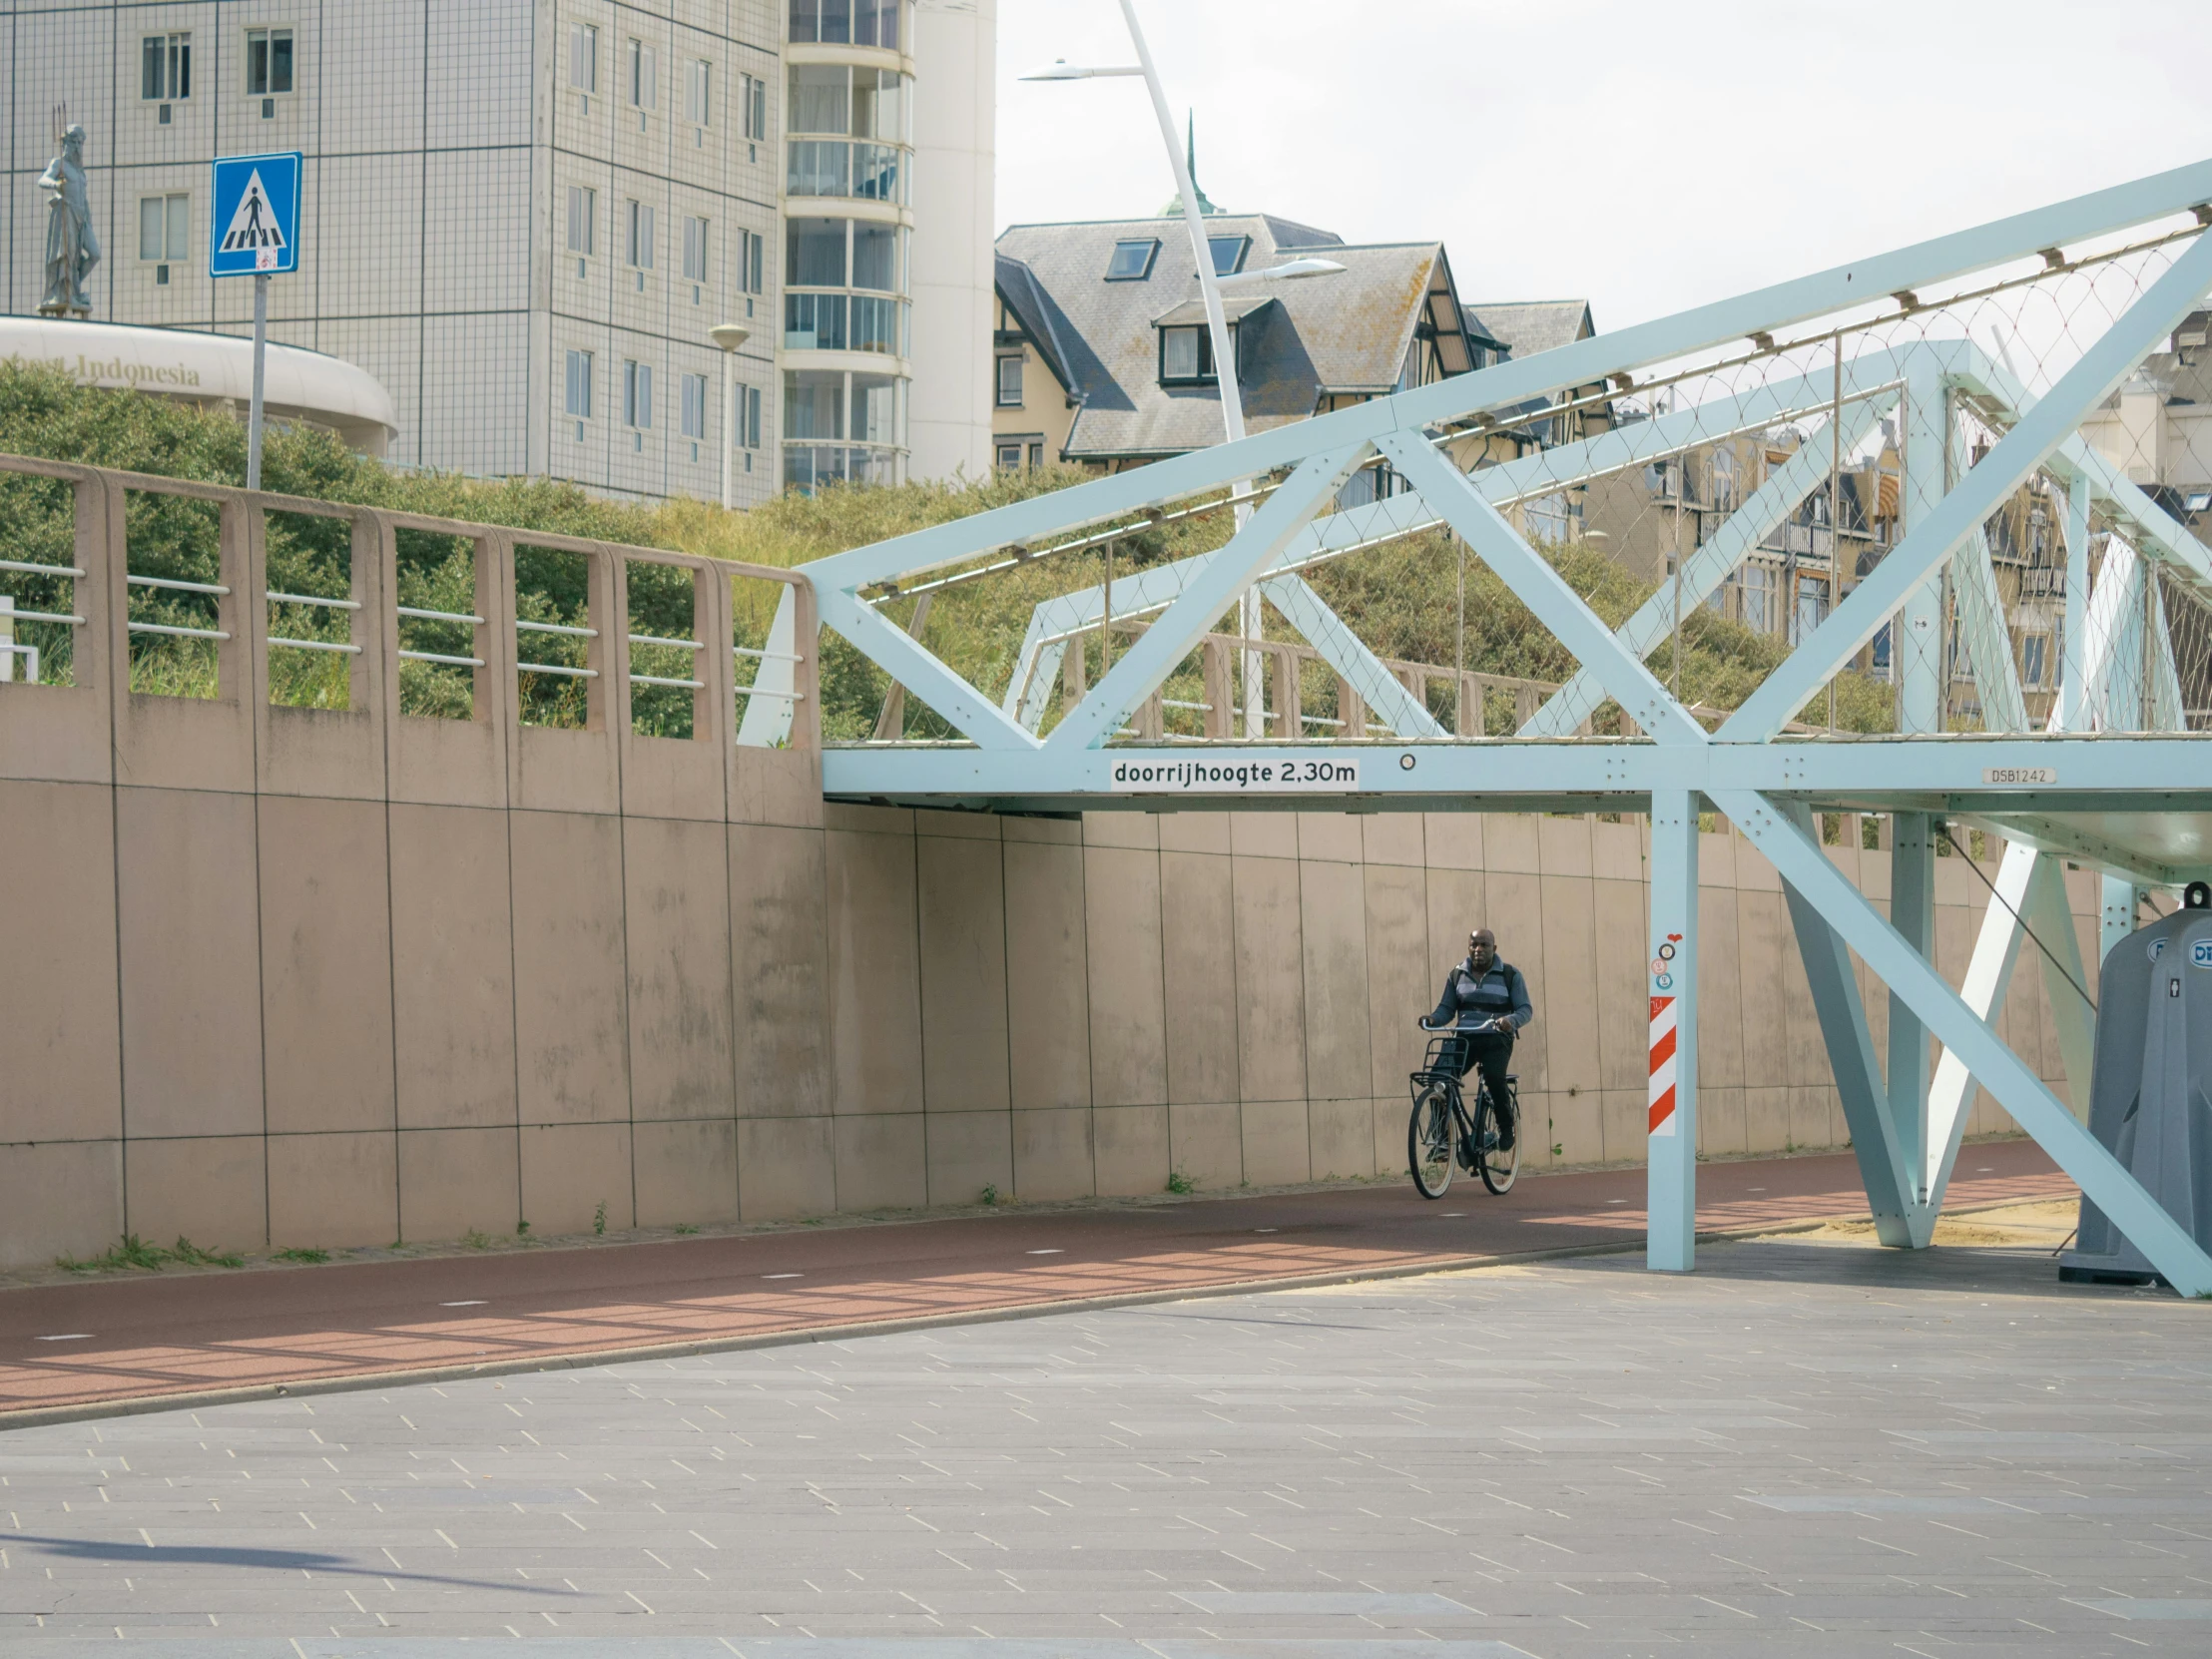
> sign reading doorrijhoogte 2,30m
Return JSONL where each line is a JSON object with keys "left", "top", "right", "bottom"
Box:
{"left": 209, "top": 151, "right": 301, "bottom": 277}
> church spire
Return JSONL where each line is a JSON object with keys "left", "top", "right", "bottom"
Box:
{"left": 1159, "top": 110, "right": 1222, "bottom": 218}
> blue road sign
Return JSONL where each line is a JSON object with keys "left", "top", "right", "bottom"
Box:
{"left": 209, "top": 151, "right": 301, "bottom": 277}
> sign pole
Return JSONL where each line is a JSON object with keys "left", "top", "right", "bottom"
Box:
{"left": 247, "top": 272, "right": 270, "bottom": 490}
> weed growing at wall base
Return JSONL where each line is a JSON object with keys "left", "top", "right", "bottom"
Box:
{"left": 59, "top": 1235, "right": 245, "bottom": 1273}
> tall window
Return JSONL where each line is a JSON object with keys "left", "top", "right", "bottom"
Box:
{"left": 569, "top": 24, "right": 597, "bottom": 92}
{"left": 139, "top": 194, "right": 191, "bottom": 261}
{"left": 742, "top": 75, "right": 769, "bottom": 141}
{"left": 852, "top": 223, "right": 898, "bottom": 290}
{"left": 628, "top": 39, "right": 658, "bottom": 109}
{"left": 685, "top": 59, "right": 711, "bottom": 125}
{"left": 565, "top": 350, "right": 594, "bottom": 418}
{"left": 682, "top": 217, "right": 710, "bottom": 282}
{"left": 739, "top": 230, "right": 766, "bottom": 294}
{"left": 996, "top": 354, "right": 1024, "bottom": 407}
{"left": 627, "top": 202, "right": 656, "bottom": 269}
{"left": 681, "top": 373, "right": 710, "bottom": 440}
{"left": 790, "top": 64, "right": 849, "bottom": 134}
{"left": 740, "top": 384, "right": 763, "bottom": 449}
{"left": 142, "top": 33, "right": 191, "bottom": 101}
{"left": 246, "top": 28, "right": 293, "bottom": 95}
{"left": 623, "top": 361, "right": 654, "bottom": 429}
{"left": 566, "top": 187, "right": 596, "bottom": 256}
{"left": 786, "top": 218, "right": 846, "bottom": 286}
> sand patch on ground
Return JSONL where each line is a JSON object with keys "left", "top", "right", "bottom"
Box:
{"left": 1771, "top": 1198, "right": 2078, "bottom": 1249}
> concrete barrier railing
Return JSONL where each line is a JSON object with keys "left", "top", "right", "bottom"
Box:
{"left": 0, "top": 451, "right": 820, "bottom": 815}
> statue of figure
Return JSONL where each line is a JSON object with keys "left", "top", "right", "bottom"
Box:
{"left": 36, "top": 125, "right": 99, "bottom": 317}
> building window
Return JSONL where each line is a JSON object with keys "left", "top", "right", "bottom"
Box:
{"left": 139, "top": 193, "right": 191, "bottom": 262}
{"left": 627, "top": 201, "right": 656, "bottom": 269}
{"left": 850, "top": 295, "right": 901, "bottom": 355}
{"left": 788, "top": 0, "right": 906, "bottom": 48}
{"left": 570, "top": 24, "right": 597, "bottom": 92}
{"left": 739, "top": 229, "right": 766, "bottom": 294}
{"left": 2021, "top": 633, "right": 2048, "bottom": 688}
{"left": 624, "top": 360, "right": 654, "bottom": 429}
{"left": 785, "top": 291, "right": 846, "bottom": 351}
{"left": 1160, "top": 325, "right": 1219, "bottom": 384}
{"left": 742, "top": 74, "right": 769, "bottom": 141}
{"left": 787, "top": 140, "right": 850, "bottom": 198}
{"left": 628, "top": 39, "right": 657, "bottom": 110}
{"left": 143, "top": 33, "right": 192, "bottom": 101}
{"left": 740, "top": 384, "right": 764, "bottom": 449}
{"left": 996, "top": 443, "right": 1021, "bottom": 470}
{"left": 1029, "top": 443, "right": 1045, "bottom": 469}
{"left": 681, "top": 372, "right": 710, "bottom": 440}
{"left": 566, "top": 186, "right": 595, "bottom": 256}
{"left": 787, "top": 218, "right": 847, "bottom": 287}
{"left": 1106, "top": 239, "right": 1160, "bottom": 280}
{"left": 852, "top": 223, "right": 899, "bottom": 291}
{"left": 685, "top": 59, "right": 711, "bottom": 125}
{"left": 245, "top": 27, "right": 293, "bottom": 96}
{"left": 1208, "top": 235, "right": 1249, "bottom": 276}
{"left": 565, "top": 350, "right": 594, "bottom": 419}
{"left": 785, "top": 369, "right": 844, "bottom": 439}
{"left": 682, "top": 216, "right": 710, "bottom": 282}
{"left": 996, "top": 354, "right": 1024, "bottom": 407}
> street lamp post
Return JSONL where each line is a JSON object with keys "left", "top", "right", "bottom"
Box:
{"left": 710, "top": 322, "right": 752, "bottom": 511}
{"left": 1022, "top": 6, "right": 1342, "bottom": 737}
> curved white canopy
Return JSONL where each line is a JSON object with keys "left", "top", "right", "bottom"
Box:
{"left": 0, "top": 315, "right": 397, "bottom": 454}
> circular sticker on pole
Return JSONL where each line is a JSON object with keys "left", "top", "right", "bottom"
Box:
{"left": 1654, "top": 971, "right": 1674, "bottom": 990}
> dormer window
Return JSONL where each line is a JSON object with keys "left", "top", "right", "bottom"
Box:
{"left": 1207, "top": 235, "right": 1248, "bottom": 276}
{"left": 1160, "top": 324, "right": 1220, "bottom": 384}
{"left": 1106, "top": 238, "right": 1160, "bottom": 280}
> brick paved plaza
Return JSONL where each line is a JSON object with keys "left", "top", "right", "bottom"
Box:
{"left": 3, "top": 1230, "right": 2209, "bottom": 1656}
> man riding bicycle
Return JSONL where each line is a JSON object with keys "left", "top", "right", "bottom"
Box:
{"left": 1419, "top": 928, "right": 1533, "bottom": 1150}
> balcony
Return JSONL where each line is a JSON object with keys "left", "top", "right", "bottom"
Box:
{"left": 787, "top": 140, "right": 906, "bottom": 205}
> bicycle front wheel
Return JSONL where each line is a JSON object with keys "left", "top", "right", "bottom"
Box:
{"left": 1477, "top": 1088, "right": 1519, "bottom": 1196}
{"left": 1407, "top": 1083, "right": 1456, "bottom": 1199}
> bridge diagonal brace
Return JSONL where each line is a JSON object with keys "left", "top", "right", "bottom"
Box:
{"left": 1774, "top": 803, "right": 1924, "bottom": 1245}
{"left": 818, "top": 583, "right": 1043, "bottom": 752}
{"left": 1722, "top": 225, "right": 2212, "bottom": 743}
{"left": 1717, "top": 789, "right": 2212, "bottom": 1296}
{"left": 1526, "top": 391, "right": 1895, "bottom": 737}
{"left": 1257, "top": 574, "right": 1447, "bottom": 739}
{"left": 1046, "top": 443, "right": 1372, "bottom": 752}
{"left": 1377, "top": 430, "right": 1710, "bottom": 747}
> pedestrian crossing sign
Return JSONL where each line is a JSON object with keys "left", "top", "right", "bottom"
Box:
{"left": 209, "top": 151, "right": 301, "bottom": 276}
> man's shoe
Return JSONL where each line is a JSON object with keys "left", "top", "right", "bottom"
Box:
{"left": 1495, "top": 1114, "right": 1516, "bottom": 1152}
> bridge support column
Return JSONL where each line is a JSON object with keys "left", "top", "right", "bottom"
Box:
{"left": 1647, "top": 790, "right": 1700, "bottom": 1272}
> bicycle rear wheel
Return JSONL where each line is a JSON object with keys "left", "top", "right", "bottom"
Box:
{"left": 1407, "top": 1082, "right": 1456, "bottom": 1199}
{"left": 1476, "top": 1086, "right": 1519, "bottom": 1196}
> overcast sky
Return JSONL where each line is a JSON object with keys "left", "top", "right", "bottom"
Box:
{"left": 993, "top": 0, "right": 2212, "bottom": 333}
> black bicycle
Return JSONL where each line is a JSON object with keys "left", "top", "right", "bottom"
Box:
{"left": 1406, "top": 1027, "right": 1519, "bottom": 1199}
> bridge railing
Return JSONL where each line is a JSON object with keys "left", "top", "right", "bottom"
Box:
{"left": 0, "top": 454, "right": 819, "bottom": 814}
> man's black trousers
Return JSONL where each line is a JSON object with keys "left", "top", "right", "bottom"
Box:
{"left": 1443, "top": 1032, "right": 1516, "bottom": 1147}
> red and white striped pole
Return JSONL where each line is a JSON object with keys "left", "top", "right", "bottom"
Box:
{"left": 1648, "top": 791, "right": 1699, "bottom": 1271}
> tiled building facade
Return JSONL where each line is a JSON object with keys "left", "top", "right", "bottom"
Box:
{"left": 3, "top": 2, "right": 989, "bottom": 504}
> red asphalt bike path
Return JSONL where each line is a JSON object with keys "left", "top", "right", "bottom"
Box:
{"left": 0, "top": 1141, "right": 2073, "bottom": 1423}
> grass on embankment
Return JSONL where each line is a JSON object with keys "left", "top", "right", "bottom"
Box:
{"left": 0, "top": 360, "right": 1892, "bottom": 737}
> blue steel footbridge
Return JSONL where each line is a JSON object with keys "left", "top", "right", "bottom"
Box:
{"left": 736, "top": 160, "right": 2212, "bottom": 1292}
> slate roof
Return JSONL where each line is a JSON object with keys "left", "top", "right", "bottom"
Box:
{"left": 993, "top": 213, "right": 1468, "bottom": 462}
{"left": 1466, "top": 300, "right": 1595, "bottom": 362}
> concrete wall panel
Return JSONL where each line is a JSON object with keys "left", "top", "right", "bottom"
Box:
{"left": 0, "top": 1140, "right": 121, "bottom": 1269}
{"left": 1093, "top": 1103, "right": 1169, "bottom": 1197}
{"left": 1005, "top": 839, "right": 1091, "bottom": 1112}
{"left": 1170, "top": 1100, "right": 1243, "bottom": 1190}
{"left": 1363, "top": 863, "right": 1433, "bottom": 1098}
{"left": 1300, "top": 859, "right": 1371, "bottom": 1103}
{"left": 833, "top": 1113, "right": 928, "bottom": 1212}
{"left": 1013, "top": 1107, "right": 1094, "bottom": 1201}
{"left": 1232, "top": 856, "right": 1307, "bottom": 1104}
{"left": 390, "top": 805, "right": 518, "bottom": 1130}
{"left": 917, "top": 834, "right": 1011, "bottom": 1114}
{"left": 398, "top": 1126, "right": 519, "bottom": 1242}
{"left": 635, "top": 1119, "right": 741, "bottom": 1227}
{"left": 1084, "top": 844, "right": 1168, "bottom": 1108}
{"left": 1240, "top": 1096, "right": 1311, "bottom": 1187}
{"left": 116, "top": 788, "right": 266, "bottom": 1140}
{"left": 520, "top": 1122, "right": 634, "bottom": 1235}
{"left": 0, "top": 781, "right": 121, "bottom": 1143}
{"left": 729, "top": 824, "right": 831, "bottom": 1118}
{"left": 738, "top": 1116, "right": 837, "bottom": 1221}
{"left": 1157, "top": 850, "right": 1235, "bottom": 1105}
{"left": 926, "top": 1109, "right": 1013, "bottom": 1206}
{"left": 125, "top": 1135, "right": 266, "bottom": 1254}
{"left": 259, "top": 796, "right": 397, "bottom": 1136}
{"left": 268, "top": 1132, "right": 399, "bottom": 1250}
{"left": 624, "top": 816, "right": 737, "bottom": 1122}
{"left": 511, "top": 812, "right": 632, "bottom": 1126}
{"left": 1309, "top": 1097, "right": 1372, "bottom": 1180}
{"left": 826, "top": 824, "right": 922, "bottom": 1116}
